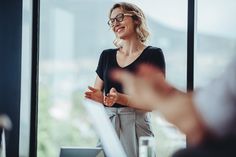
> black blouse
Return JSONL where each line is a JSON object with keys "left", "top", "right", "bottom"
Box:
{"left": 96, "top": 46, "right": 166, "bottom": 107}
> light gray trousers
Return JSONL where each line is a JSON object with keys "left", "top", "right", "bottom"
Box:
{"left": 98, "top": 107, "right": 154, "bottom": 157}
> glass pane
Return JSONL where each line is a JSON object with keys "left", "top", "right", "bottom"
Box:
{"left": 195, "top": 0, "right": 236, "bottom": 87}
{"left": 38, "top": 0, "right": 187, "bottom": 157}
{"left": 20, "top": 0, "right": 33, "bottom": 156}
{"left": 38, "top": 1, "right": 112, "bottom": 157}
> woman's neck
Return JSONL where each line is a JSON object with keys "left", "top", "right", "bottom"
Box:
{"left": 119, "top": 39, "right": 146, "bottom": 56}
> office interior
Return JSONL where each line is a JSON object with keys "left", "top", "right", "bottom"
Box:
{"left": 0, "top": 0, "right": 235, "bottom": 157}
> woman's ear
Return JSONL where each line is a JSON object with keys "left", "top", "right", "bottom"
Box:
{"left": 134, "top": 19, "right": 141, "bottom": 26}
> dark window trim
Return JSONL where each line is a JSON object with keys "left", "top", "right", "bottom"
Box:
{"left": 29, "top": 0, "right": 40, "bottom": 156}
{"left": 187, "top": 0, "right": 195, "bottom": 91}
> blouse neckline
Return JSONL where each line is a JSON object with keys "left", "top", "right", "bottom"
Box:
{"left": 115, "top": 46, "right": 151, "bottom": 68}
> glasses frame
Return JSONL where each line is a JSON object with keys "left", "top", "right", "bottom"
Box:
{"left": 108, "top": 13, "right": 133, "bottom": 27}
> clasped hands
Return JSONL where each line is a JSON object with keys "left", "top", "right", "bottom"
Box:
{"left": 85, "top": 86, "right": 118, "bottom": 107}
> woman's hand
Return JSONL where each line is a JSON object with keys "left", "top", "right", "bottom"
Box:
{"left": 104, "top": 87, "right": 118, "bottom": 107}
{"left": 84, "top": 86, "right": 103, "bottom": 104}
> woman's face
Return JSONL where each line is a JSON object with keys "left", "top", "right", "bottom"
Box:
{"left": 110, "top": 7, "right": 136, "bottom": 40}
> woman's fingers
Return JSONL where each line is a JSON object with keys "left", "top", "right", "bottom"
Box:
{"left": 106, "top": 93, "right": 116, "bottom": 98}
{"left": 84, "top": 86, "right": 97, "bottom": 98}
{"left": 109, "top": 87, "right": 117, "bottom": 93}
{"left": 88, "top": 86, "right": 97, "bottom": 92}
{"left": 85, "top": 93, "right": 91, "bottom": 99}
{"left": 85, "top": 95, "right": 90, "bottom": 99}
{"left": 85, "top": 91, "right": 92, "bottom": 95}
{"left": 84, "top": 91, "right": 95, "bottom": 98}
{"left": 104, "top": 95, "right": 116, "bottom": 107}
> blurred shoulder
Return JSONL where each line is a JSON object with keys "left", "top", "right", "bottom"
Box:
{"left": 99, "top": 48, "right": 117, "bottom": 58}
{"left": 102, "top": 48, "right": 117, "bottom": 54}
{"left": 147, "top": 46, "right": 163, "bottom": 53}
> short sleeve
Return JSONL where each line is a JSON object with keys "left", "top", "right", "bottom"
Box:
{"left": 96, "top": 51, "right": 105, "bottom": 80}
{"left": 148, "top": 47, "right": 166, "bottom": 75}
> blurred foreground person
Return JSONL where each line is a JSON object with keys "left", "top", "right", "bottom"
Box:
{"left": 112, "top": 56, "right": 236, "bottom": 157}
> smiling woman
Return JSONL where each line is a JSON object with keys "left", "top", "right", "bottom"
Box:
{"left": 84, "top": 2, "right": 166, "bottom": 157}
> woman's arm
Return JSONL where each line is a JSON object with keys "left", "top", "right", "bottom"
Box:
{"left": 94, "top": 75, "right": 103, "bottom": 90}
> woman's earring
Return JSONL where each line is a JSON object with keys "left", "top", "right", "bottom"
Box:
{"left": 113, "top": 38, "right": 123, "bottom": 48}
{"left": 113, "top": 38, "right": 118, "bottom": 47}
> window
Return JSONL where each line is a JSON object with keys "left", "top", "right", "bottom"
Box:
{"left": 195, "top": 0, "right": 236, "bottom": 87}
{"left": 38, "top": 0, "right": 187, "bottom": 157}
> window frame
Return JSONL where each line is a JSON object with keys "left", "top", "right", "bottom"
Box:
{"left": 29, "top": 0, "right": 196, "bottom": 156}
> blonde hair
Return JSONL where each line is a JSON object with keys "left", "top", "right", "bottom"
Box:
{"left": 109, "top": 2, "right": 149, "bottom": 43}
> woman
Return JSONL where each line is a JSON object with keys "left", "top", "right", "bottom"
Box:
{"left": 85, "top": 2, "right": 165, "bottom": 157}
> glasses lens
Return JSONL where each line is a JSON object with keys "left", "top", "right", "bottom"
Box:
{"left": 108, "top": 13, "right": 125, "bottom": 26}
{"left": 108, "top": 19, "right": 114, "bottom": 26}
{"left": 108, "top": 20, "right": 111, "bottom": 26}
{"left": 116, "top": 13, "right": 124, "bottom": 22}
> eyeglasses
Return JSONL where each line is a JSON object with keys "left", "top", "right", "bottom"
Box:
{"left": 108, "top": 13, "right": 133, "bottom": 27}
